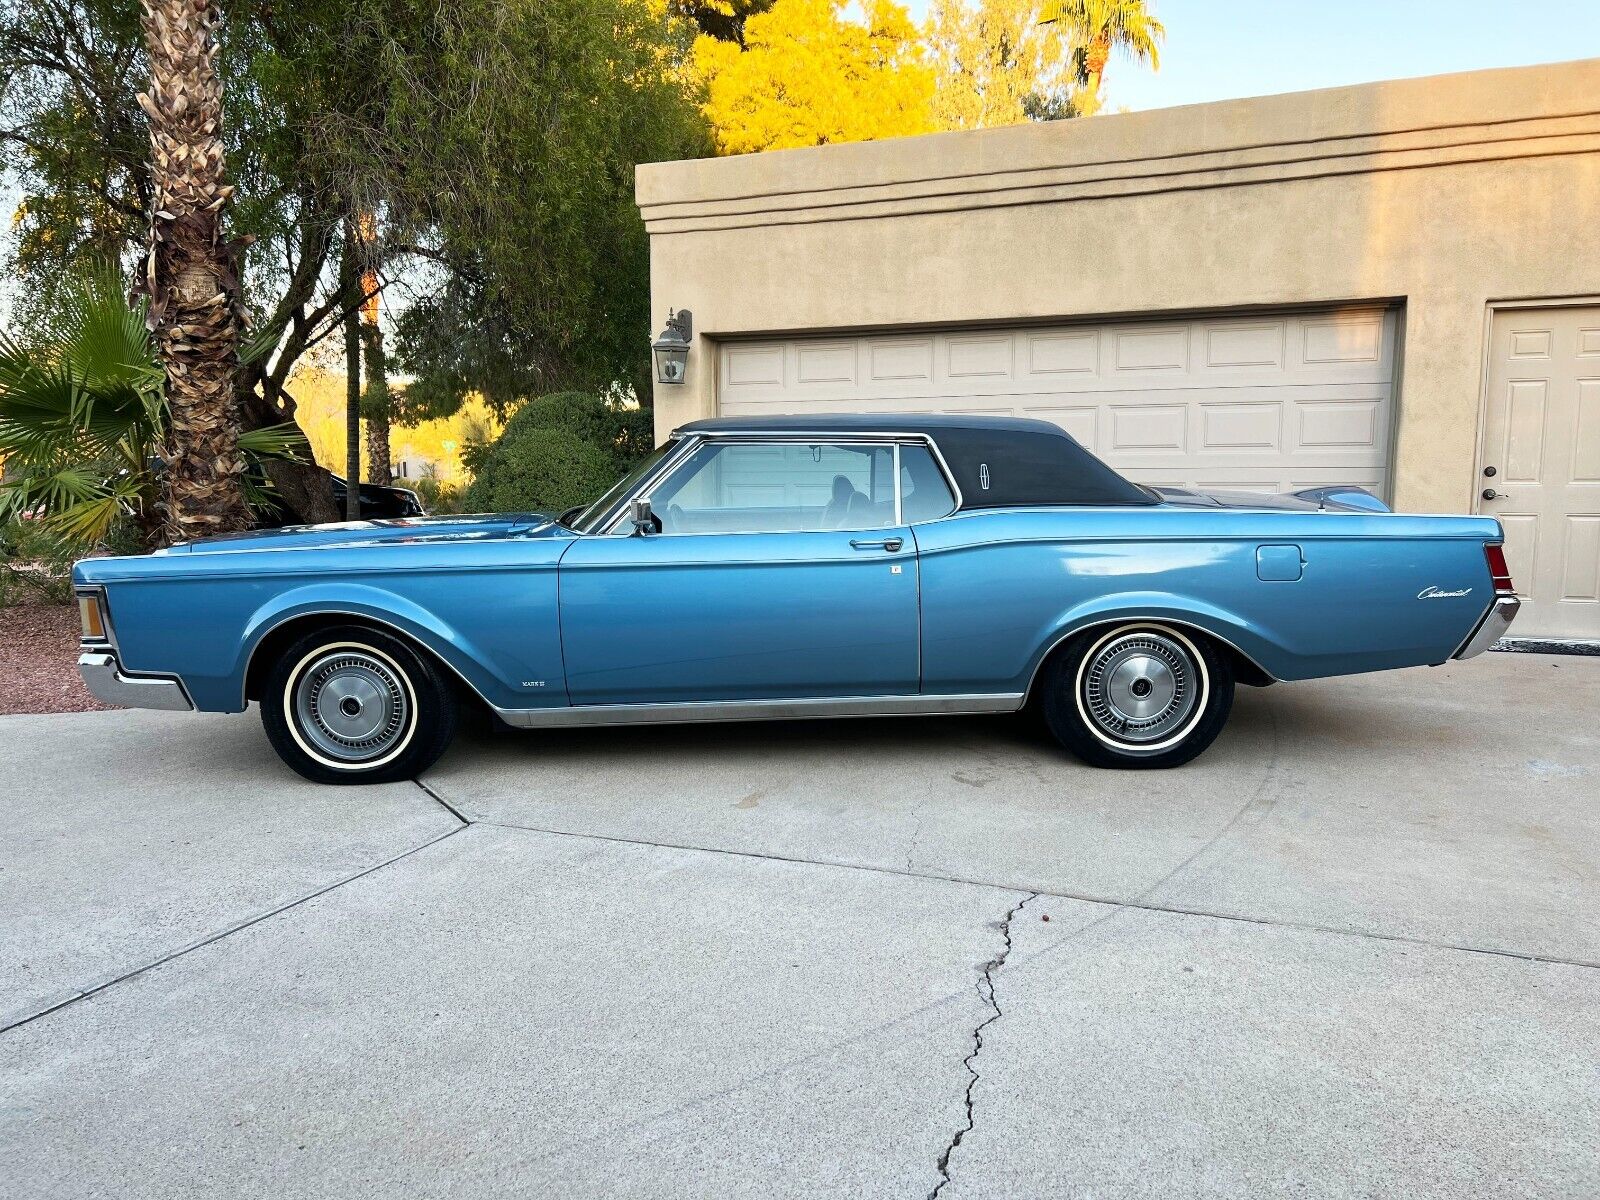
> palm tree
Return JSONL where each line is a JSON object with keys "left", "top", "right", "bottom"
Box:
{"left": 1043, "top": 0, "right": 1164, "bottom": 116}
{"left": 0, "top": 265, "right": 304, "bottom": 547}
{"left": 136, "top": 0, "right": 252, "bottom": 542}
{"left": 357, "top": 210, "right": 393, "bottom": 489}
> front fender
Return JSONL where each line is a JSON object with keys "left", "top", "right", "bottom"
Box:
{"left": 233, "top": 588, "right": 489, "bottom": 710}
{"left": 234, "top": 580, "right": 562, "bottom": 713}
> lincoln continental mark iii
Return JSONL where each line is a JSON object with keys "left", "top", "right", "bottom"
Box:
{"left": 74, "top": 415, "right": 1519, "bottom": 783}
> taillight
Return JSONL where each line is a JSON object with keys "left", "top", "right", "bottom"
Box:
{"left": 1484, "top": 543, "right": 1514, "bottom": 595}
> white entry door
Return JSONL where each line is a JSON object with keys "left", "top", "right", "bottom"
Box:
{"left": 718, "top": 308, "right": 1398, "bottom": 498}
{"left": 1478, "top": 306, "right": 1600, "bottom": 641}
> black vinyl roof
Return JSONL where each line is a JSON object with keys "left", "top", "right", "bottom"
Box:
{"left": 676, "top": 413, "right": 1156, "bottom": 509}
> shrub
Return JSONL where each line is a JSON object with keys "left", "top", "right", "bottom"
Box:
{"left": 461, "top": 392, "right": 652, "bottom": 514}
{"left": 1, "top": 514, "right": 148, "bottom": 606}
{"left": 463, "top": 427, "right": 620, "bottom": 514}
{"left": 411, "top": 474, "right": 467, "bottom": 515}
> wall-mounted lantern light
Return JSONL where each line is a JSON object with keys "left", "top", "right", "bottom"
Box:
{"left": 652, "top": 309, "right": 692, "bottom": 385}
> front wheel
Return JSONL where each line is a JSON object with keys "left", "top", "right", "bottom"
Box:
{"left": 261, "top": 625, "right": 459, "bottom": 784}
{"left": 1040, "top": 623, "right": 1233, "bottom": 769}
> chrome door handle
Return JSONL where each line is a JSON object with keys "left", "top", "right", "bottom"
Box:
{"left": 1482, "top": 488, "right": 1501, "bottom": 501}
{"left": 850, "top": 537, "right": 903, "bottom": 552}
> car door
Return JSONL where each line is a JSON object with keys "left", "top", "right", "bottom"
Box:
{"left": 557, "top": 438, "right": 919, "bottom": 705}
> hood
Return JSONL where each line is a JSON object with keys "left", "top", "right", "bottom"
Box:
{"left": 158, "top": 512, "right": 557, "bottom": 555}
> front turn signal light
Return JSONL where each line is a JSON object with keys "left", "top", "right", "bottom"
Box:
{"left": 79, "top": 592, "right": 107, "bottom": 642}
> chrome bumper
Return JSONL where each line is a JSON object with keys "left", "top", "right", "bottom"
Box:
{"left": 78, "top": 651, "right": 193, "bottom": 711}
{"left": 1453, "top": 595, "right": 1521, "bottom": 660}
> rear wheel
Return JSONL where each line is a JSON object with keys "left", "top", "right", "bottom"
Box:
{"left": 261, "top": 625, "right": 459, "bottom": 784}
{"left": 1040, "top": 623, "right": 1233, "bottom": 769}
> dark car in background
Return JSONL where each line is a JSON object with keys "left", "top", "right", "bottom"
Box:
{"left": 329, "top": 475, "right": 425, "bottom": 521}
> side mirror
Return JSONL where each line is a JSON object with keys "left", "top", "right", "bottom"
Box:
{"left": 630, "top": 496, "right": 657, "bottom": 536}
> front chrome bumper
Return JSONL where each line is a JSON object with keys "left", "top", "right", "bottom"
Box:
{"left": 1453, "top": 595, "right": 1521, "bottom": 660}
{"left": 78, "top": 651, "right": 194, "bottom": 711}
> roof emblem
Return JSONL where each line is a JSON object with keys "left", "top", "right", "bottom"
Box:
{"left": 979, "top": 463, "right": 991, "bottom": 490}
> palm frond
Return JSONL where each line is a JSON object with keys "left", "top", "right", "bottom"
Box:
{"left": 239, "top": 422, "right": 310, "bottom": 463}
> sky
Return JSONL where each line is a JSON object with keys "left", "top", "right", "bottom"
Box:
{"left": 983, "top": 0, "right": 1600, "bottom": 113}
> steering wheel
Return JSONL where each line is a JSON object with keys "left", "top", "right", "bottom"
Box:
{"left": 667, "top": 502, "right": 686, "bottom": 534}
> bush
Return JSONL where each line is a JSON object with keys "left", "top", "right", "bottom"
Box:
{"left": 462, "top": 392, "right": 652, "bottom": 514}
{"left": 411, "top": 474, "right": 467, "bottom": 515}
{"left": 1, "top": 516, "right": 88, "bottom": 606}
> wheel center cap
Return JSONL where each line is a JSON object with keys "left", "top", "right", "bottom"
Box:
{"left": 339, "top": 697, "right": 363, "bottom": 718}
{"left": 1104, "top": 652, "right": 1179, "bottom": 721}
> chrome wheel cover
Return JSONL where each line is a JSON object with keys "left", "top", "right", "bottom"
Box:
{"left": 1079, "top": 630, "right": 1202, "bottom": 748}
{"left": 292, "top": 649, "right": 410, "bottom": 764}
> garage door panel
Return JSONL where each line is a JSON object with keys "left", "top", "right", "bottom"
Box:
{"left": 794, "top": 342, "right": 858, "bottom": 386}
{"left": 1201, "top": 402, "right": 1283, "bottom": 451}
{"left": 1203, "top": 320, "right": 1288, "bottom": 370}
{"left": 1113, "top": 326, "right": 1190, "bottom": 372}
{"left": 946, "top": 335, "right": 1014, "bottom": 379}
{"left": 1298, "top": 313, "right": 1388, "bottom": 366}
{"left": 1025, "top": 331, "right": 1099, "bottom": 376}
{"left": 718, "top": 308, "right": 1396, "bottom": 495}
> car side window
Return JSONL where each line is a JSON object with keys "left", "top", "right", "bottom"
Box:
{"left": 650, "top": 442, "right": 897, "bottom": 534}
{"left": 899, "top": 444, "right": 957, "bottom": 522}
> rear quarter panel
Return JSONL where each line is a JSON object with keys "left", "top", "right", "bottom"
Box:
{"left": 912, "top": 507, "right": 1501, "bottom": 692}
{"left": 75, "top": 536, "right": 573, "bottom": 712}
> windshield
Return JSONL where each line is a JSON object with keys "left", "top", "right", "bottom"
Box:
{"left": 565, "top": 441, "right": 675, "bottom": 533}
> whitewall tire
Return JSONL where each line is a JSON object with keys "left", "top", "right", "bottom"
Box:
{"left": 261, "top": 625, "right": 459, "bottom": 784}
{"left": 1040, "top": 622, "right": 1234, "bottom": 769}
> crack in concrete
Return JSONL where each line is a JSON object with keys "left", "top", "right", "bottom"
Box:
{"left": 930, "top": 891, "right": 1038, "bottom": 1199}
{"left": 905, "top": 799, "right": 927, "bottom": 873}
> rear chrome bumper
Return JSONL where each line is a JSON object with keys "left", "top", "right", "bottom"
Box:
{"left": 78, "top": 651, "right": 194, "bottom": 711}
{"left": 1453, "top": 595, "right": 1521, "bottom": 660}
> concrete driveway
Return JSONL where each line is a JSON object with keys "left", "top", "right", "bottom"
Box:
{"left": 2, "top": 652, "right": 1597, "bottom": 1198}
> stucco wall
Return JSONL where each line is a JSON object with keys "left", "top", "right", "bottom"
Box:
{"left": 636, "top": 58, "right": 1600, "bottom": 513}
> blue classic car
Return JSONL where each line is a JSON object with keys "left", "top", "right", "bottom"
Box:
{"left": 74, "top": 415, "right": 1519, "bottom": 783}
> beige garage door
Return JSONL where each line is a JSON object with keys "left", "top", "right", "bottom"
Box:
{"left": 718, "top": 308, "right": 1398, "bottom": 496}
{"left": 1478, "top": 306, "right": 1600, "bottom": 641}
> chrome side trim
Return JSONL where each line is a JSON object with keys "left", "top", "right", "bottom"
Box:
{"left": 1453, "top": 594, "right": 1521, "bottom": 660}
{"left": 1023, "top": 615, "right": 1280, "bottom": 699}
{"left": 78, "top": 651, "right": 194, "bottom": 712}
{"left": 491, "top": 691, "right": 1024, "bottom": 729}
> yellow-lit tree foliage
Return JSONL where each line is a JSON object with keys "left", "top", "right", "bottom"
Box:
{"left": 926, "top": 0, "right": 1077, "bottom": 130}
{"left": 694, "top": 0, "right": 939, "bottom": 155}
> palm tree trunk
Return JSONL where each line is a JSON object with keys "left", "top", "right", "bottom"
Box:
{"left": 1082, "top": 36, "right": 1110, "bottom": 114}
{"left": 341, "top": 215, "right": 362, "bottom": 519}
{"left": 137, "top": 0, "right": 252, "bottom": 544}
{"left": 357, "top": 212, "right": 393, "bottom": 487}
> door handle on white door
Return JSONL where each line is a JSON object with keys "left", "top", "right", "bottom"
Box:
{"left": 850, "top": 537, "right": 903, "bottom": 552}
{"left": 1483, "top": 488, "right": 1502, "bottom": 501}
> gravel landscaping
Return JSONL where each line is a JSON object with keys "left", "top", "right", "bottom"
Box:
{"left": 0, "top": 603, "right": 109, "bottom": 716}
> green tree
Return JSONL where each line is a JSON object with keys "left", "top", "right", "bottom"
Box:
{"left": 1042, "top": 0, "right": 1163, "bottom": 115}
{"left": 1, "top": 0, "right": 707, "bottom": 506}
